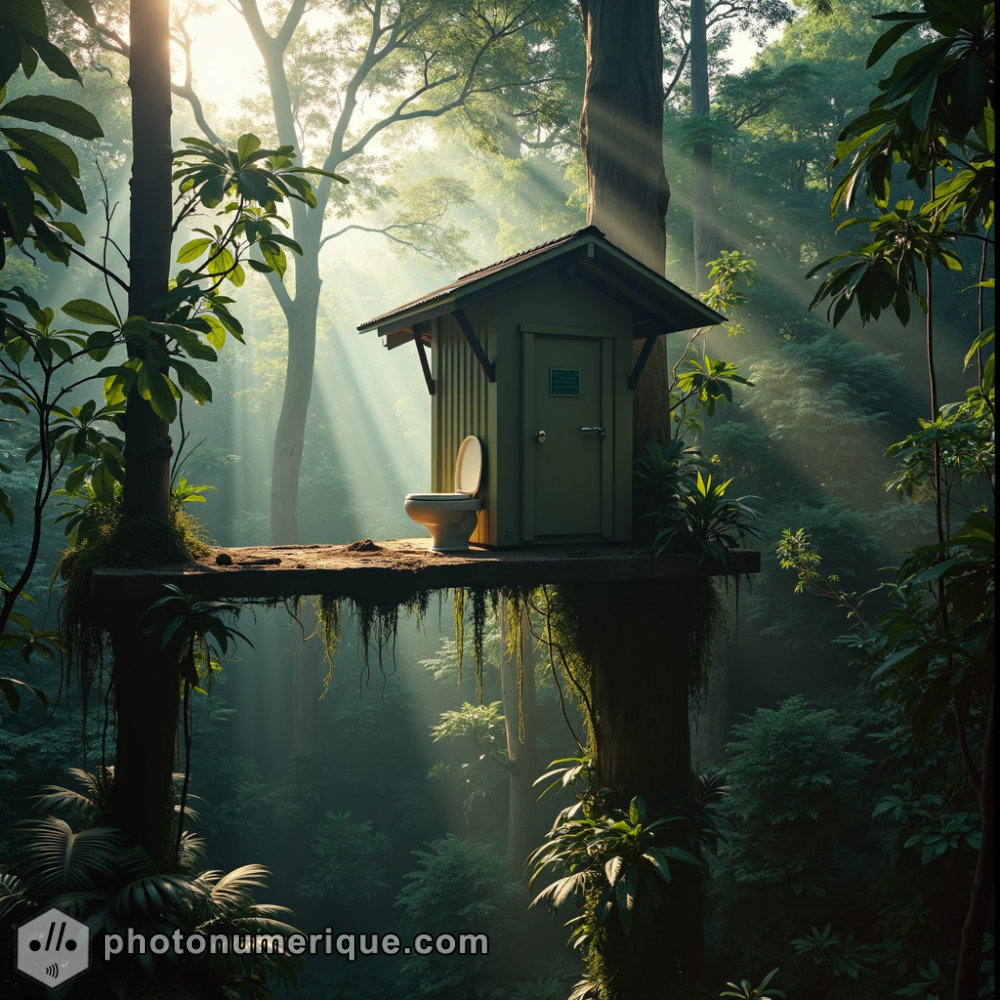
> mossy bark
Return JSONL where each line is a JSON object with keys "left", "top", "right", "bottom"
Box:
{"left": 568, "top": 579, "right": 709, "bottom": 996}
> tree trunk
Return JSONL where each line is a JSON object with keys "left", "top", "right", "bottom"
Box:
{"left": 122, "top": 0, "right": 173, "bottom": 530}
{"left": 689, "top": 0, "right": 716, "bottom": 294}
{"left": 579, "top": 0, "right": 672, "bottom": 450}
{"left": 954, "top": 686, "right": 995, "bottom": 1000}
{"left": 270, "top": 229, "right": 322, "bottom": 545}
{"left": 569, "top": 580, "right": 705, "bottom": 993}
{"left": 106, "top": 602, "right": 181, "bottom": 870}
{"left": 109, "top": 0, "right": 179, "bottom": 868}
{"left": 500, "top": 609, "right": 537, "bottom": 877}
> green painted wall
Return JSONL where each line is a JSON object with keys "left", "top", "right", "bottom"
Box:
{"left": 430, "top": 267, "right": 635, "bottom": 547}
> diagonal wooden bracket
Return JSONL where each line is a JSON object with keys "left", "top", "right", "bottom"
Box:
{"left": 628, "top": 334, "right": 659, "bottom": 390}
{"left": 413, "top": 332, "right": 435, "bottom": 395}
{"left": 453, "top": 308, "right": 496, "bottom": 382}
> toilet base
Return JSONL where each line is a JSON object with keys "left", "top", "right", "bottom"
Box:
{"left": 404, "top": 498, "right": 481, "bottom": 552}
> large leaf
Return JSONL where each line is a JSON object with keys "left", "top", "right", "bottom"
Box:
{"left": 62, "top": 299, "right": 119, "bottom": 326}
{"left": 0, "top": 94, "right": 102, "bottom": 138}
{"left": 7, "top": 818, "right": 121, "bottom": 894}
{"left": 0, "top": 149, "right": 35, "bottom": 240}
{"left": 135, "top": 361, "right": 178, "bottom": 423}
{"left": 2, "top": 126, "right": 85, "bottom": 211}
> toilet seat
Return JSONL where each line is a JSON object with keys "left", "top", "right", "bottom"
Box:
{"left": 454, "top": 435, "right": 483, "bottom": 494}
{"left": 405, "top": 492, "right": 477, "bottom": 503}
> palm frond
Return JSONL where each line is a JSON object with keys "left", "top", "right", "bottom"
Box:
{"left": 7, "top": 818, "right": 121, "bottom": 894}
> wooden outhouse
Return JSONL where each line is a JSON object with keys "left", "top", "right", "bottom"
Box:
{"left": 357, "top": 227, "right": 723, "bottom": 548}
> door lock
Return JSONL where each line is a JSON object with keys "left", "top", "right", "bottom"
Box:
{"left": 580, "top": 426, "right": 606, "bottom": 438}
{"left": 535, "top": 430, "right": 546, "bottom": 443}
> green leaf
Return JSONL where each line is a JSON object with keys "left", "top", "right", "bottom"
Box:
{"left": 259, "top": 240, "right": 286, "bottom": 278}
{"left": 236, "top": 133, "right": 261, "bottom": 163}
{"left": 0, "top": 95, "right": 102, "bottom": 138}
{"left": 0, "top": 149, "right": 36, "bottom": 241}
{"left": 176, "top": 237, "right": 212, "bottom": 264}
{"left": 62, "top": 299, "right": 118, "bottom": 326}
{"left": 58, "top": 0, "right": 97, "bottom": 28}
{"left": 1, "top": 676, "right": 49, "bottom": 711}
{"left": 2, "top": 126, "right": 85, "bottom": 210}
{"left": 135, "top": 362, "right": 177, "bottom": 423}
{"left": 171, "top": 360, "right": 213, "bottom": 404}
{"left": 866, "top": 19, "right": 920, "bottom": 69}
{"left": 90, "top": 461, "right": 116, "bottom": 502}
{"left": 51, "top": 220, "right": 84, "bottom": 244}
{"left": 206, "top": 244, "right": 234, "bottom": 276}
{"left": 18, "top": 30, "right": 81, "bottom": 83}
{"left": 85, "top": 328, "right": 116, "bottom": 361}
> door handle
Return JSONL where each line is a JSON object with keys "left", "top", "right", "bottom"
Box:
{"left": 580, "top": 426, "right": 606, "bottom": 438}
{"left": 535, "top": 430, "right": 546, "bottom": 443}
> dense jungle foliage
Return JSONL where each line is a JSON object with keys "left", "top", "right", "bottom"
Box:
{"left": 0, "top": 0, "right": 993, "bottom": 998}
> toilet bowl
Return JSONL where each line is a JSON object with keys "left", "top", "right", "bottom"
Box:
{"left": 405, "top": 436, "right": 484, "bottom": 551}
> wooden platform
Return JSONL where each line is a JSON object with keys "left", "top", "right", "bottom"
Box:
{"left": 88, "top": 538, "right": 760, "bottom": 607}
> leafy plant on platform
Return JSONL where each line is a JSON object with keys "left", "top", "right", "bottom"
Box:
{"left": 651, "top": 470, "right": 760, "bottom": 565}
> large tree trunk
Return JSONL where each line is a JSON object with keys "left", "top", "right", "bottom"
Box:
{"left": 569, "top": 580, "right": 705, "bottom": 993}
{"left": 579, "top": 0, "right": 672, "bottom": 450}
{"left": 106, "top": 602, "right": 181, "bottom": 870}
{"left": 500, "top": 609, "right": 537, "bottom": 877}
{"left": 109, "top": 0, "right": 180, "bottom": 868}
{"left": 689, "top": 0, "right": 716, "bottom": 294}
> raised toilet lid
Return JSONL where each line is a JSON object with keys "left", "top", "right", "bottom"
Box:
{"left": 454, "top": 435, "right": 483, "bottom": 494}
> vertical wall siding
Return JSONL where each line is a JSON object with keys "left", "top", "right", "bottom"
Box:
{"left": 432, "top": 307, "right": 491, "bottom": 544}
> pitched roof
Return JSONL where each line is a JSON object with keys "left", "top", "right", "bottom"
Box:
{"left": 357, "top": 226, "right": 723, "bottom": 338}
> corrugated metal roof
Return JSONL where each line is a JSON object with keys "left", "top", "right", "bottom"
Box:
{"left": 357, "top": 225, "right": 723, "bottom": 334}
{"left": 358, "top": 227, "right": 601, "bottom": 331}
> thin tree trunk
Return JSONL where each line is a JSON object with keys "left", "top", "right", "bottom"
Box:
{"left": 109, "top": 0, "right": 179, "bottom": 868}
{"left": 500, "top": 609, "right": 537, "bottom": 877}
{"left": 954, "top": 686, "right": 995, "bottom": 1000}
{"left": 270, "top": 233, "right": 322, "bottom": 544}
{"left": 579, "top": 0, "right": 672, "bottom": 449}
{"left": 122, "top": 0, "right": 173, "bottom": 530}
{"left": 689, "top": 0, "right": 716, "bottom": 294}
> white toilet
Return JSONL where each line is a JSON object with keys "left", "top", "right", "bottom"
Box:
{"left": 404, "top": 435, "right": 484, "bottom": 551}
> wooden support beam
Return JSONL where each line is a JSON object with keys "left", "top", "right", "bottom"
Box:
{"left": 413, "top": 332, "right": 434, "bottom": 395}
{"left": 453, "top": 308, "right": 496, "bottom": 382}
{"left": 628, "top": 333, "right": 659, "bottom": 390}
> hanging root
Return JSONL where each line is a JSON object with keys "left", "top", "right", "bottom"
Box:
{"left": 453, "top": 588, "right": 466, "bottom": 689}
{"left": 316, "top": 596, "right": 342, "bottom": 698}
{"left": 471, "top": 589, "right": 488, "bottom": 703}
{"left": 526, "top": 585, "right": 592, "bottom": 753}
{"left": 351, "top": 591, "right": 433, "bottom": 689}
{"left": 497, "top": 588, "right": 527, "bottom": 742}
